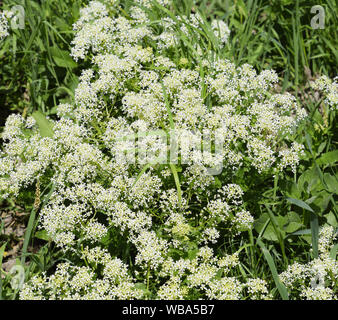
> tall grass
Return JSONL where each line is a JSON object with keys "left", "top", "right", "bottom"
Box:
{"left": 0, "top": 0, "right": 85, "bottom": 125}
{"left": 195, "top": 0, "right": 337, "bottom": 90}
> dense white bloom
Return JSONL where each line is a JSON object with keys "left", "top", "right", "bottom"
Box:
{"left": 246, "top": 278, "right": 271, "bottom": 300}
{"left": 0, "top": 10, "right": 13, "bottom": 40}
{"left": 311, "top": 75, "right": 338, "bottom": 110}
{"left": 20, "top": 249, "right": 143, "bottom": 300}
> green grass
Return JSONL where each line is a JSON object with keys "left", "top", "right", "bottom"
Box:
{"left": 194, "top": 0, "right": 337, "bottom": 90}
{"left": 0, "top": 0, "right": 85, "bottom": 126}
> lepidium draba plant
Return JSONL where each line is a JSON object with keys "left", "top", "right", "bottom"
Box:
{"left": 0, "top": 0, "right": 323, "bottom": 300}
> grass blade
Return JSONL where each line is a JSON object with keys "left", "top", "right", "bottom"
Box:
{"left": 169, "top": 163, "right": 182, "bottom": 207}
{"left": 160, "top": 81, "right": 175, "bottom": 130}
{"left": 20, "top": 207, "right": 37, "bottom": 265}
{"left": 257, "top": 239, "right": 289, "bottom": 300}
{"left": 286, "top": 197, "right": 314, "bottom": 213}
{"left": 0, "top": 243, "right": 7, "bottom": 299}
{"left": 310, "top": 213, "right": 319, "bottom": 259}
{"left": 21, "top": 182, "right": 54, "bottom": 265}
{"left": 265, "top": 205, "right": 287, "bottom": 265}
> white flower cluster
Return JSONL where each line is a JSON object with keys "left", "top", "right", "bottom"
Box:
{"left": 0, "top": 10, "right": 13, "bottom": 40}
{"left": 0, "top": 1, "right": 312, "bottom": 300}
{"left": 157, "top": 247, "right": 271, "bottom": 300}
{"left": 19, "top": 246, "right": 143, "bottom": 300}
{"left": 246, "top": 278, "right": 272, "bottom": 300}
{"left": 311, "top": 75, "right": 338, "bottom": 110}
{"left": 279, "top": 226, "right": 338, "bottom": 300}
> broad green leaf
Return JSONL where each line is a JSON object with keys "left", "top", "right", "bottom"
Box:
{"left": 317, "top": 141, "right": 327, "bottom": 154}
{"left": 323, "top": 173, "right": 338, "bottom": 194}
{"left": 305, "top": 133, "right": 313, "bottom": 156}
{"left": 316, "top": 150, "right": 338, "bottom": 166}
{"left": 187, "top": 247, "right": 199, "bottom": 260}
{"left": 284, "top": 211, "right": 303, "bottom": 233}
{"left": 312, "top": 190, "right": 331, "bottom": 213}
{"left": 284, "top": 221, "right": 303, "bottom": 233}
{"left": 49, "top": 46, "right": 77, "bottom": 69}
{"left": 297, "top": 167, "right": 321, "bottom": 194}
{"left": 254, "top": 213, "right": 287, "bottom": 242}
{"left": 324, "top": 211, "right": 338, "bottom": 227}
{"left": 286, "top": 197, "right": 314, "bottom": 213}
{"left": 34, "top": 230, "right": 51, "bottom": 242}
{"left": 286, "top": 182, "right": 301, "bottom": 199}
{"left": 286, "top": 211, "right": 302, "bottom": 223}
{"left": 32, "top": 111, "right": 54, "bottom": 137}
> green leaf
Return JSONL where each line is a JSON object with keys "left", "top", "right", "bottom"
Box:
{"left": 134, "top": 282, "right": 151, "bottom": 297}
{"left": 0, "top": 243, "right": 6, "bottom": 299}
{"left": 286, "top": 197, "right": 314, "bottom": 213}
{"left": 34, "top": 230, "right": 51, "bottom": 242}
{"left": 21, "top": 207, "right": 37, "bottom": 265}
{"left": 254, "top": 213, "right": 287, "bottom": 242}
{"left": 32, "top": 111, "right": 54, "bottom": 137}
{"left": 323, "top": 173, "right": 338, "bottom": 194}
{"left": 254, "top": 214, "right": 276, "bottom": 241}
{"left": 284, "top": 221, "right": 303, "bottom": 233}
{"left": 317, "top": 141, "right": 327, "bottom": 154}
{"left": 286, "top": 211, "right": 302, "bottom": 223}
{"left": 310, "top": 213, "right": 319, "bottom": 259}
{"left": 21, "top": 183, "right": 54, "bottom": 265}
{"left": 297, "top": 167, "right": 321, "bottom": 194}
{"left": 290, "top": 229, "right": 311, "bottom": 236}
{"left": 286, "top": 181, "right": 302, "bottom": 199}
{"left": 316, "top": 150, "right": 338, "bottom": 166}
{"left": 169, "top": 163, "right": 182, "bottom": 207}
{"left": 312, "top": 190, "right": 331, "bottom": 213}
{"left": 0, "top": 243, "right": 6, "bottom": 269}
{"left": 324, "top": 211, "right": 338, "bottom": 227}
{"left": 329, "top": 243, "right": 338, "bottom": 260}
{"left": 257, "top": 239, "right": 289, "bottom": 300}
{"left": 284, "top": 211, "right": 303, "bottom": 233}
{"left": 305, "top": 133, "right": 313, "bottom": 156}
{"left": 49, "top": 46, "right": 77, "bottom": 69}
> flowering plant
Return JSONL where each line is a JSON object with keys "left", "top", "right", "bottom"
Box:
{"left": 0, "top": 0, "right": 336, "bottom": 300}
